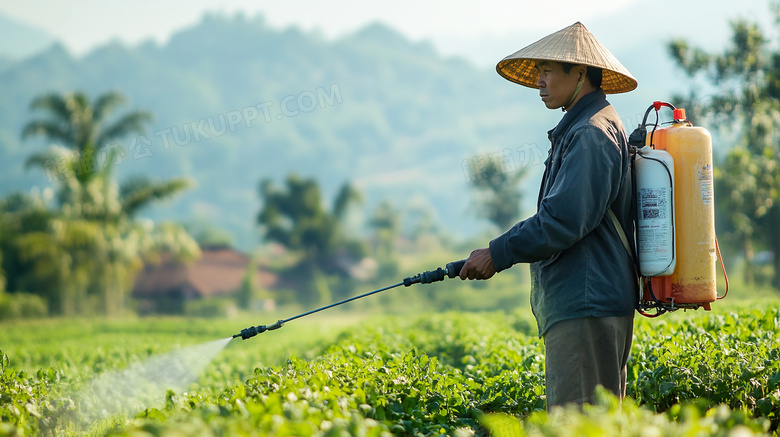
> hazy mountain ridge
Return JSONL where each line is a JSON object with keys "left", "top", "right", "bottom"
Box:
{"left": 5, "top": 12, "right": 690, "bottom": 249}
{"left": 0, "top": 13, "right": 56, "bottom": 60}
{"left": 0, "top": 13, "right": 551, "bottom": 248}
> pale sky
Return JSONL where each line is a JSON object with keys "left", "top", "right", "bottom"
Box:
{"left": 0, "top": 0, "right": 638, "bottom": 53}
{"left": 1, "top": 0, "right": 774, "bottom": 66}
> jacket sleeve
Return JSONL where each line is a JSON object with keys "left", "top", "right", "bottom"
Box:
{"left": 489, "top": 125, "right": 624, "bottom": 271}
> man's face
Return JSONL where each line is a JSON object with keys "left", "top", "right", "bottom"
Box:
{"left": 535, "top": 61, "right": 584, "bottom": 110}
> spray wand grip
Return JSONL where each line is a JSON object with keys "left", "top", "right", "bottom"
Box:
{"left": 402, "top": 259, "right": 466, "bottom": 286}
{"left": 446, "top": 259, "right": 467, "bottom": 277}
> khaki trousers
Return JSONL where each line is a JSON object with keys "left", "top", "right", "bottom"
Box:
{"left": 543, "top": 315, "right": 634, "bottom": 410}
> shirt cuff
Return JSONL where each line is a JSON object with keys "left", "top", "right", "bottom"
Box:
{"left": 489, "top": 233, "right": 513, "bottom": 272}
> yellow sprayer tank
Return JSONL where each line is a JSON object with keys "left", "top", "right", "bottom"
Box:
{"left": 647, "top": 108, "right": 717, "bottom": 308}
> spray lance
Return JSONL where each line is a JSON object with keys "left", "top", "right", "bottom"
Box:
{"left": 232, "top": 259, "right": 467, "bottom": 340}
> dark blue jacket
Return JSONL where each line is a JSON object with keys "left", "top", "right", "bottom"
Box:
{"left": 489, "top": 90, "right": 637, "bottom": 337}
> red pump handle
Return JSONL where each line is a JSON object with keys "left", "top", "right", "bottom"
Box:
{"left": 653, "top": 101, "right": 675, "bottom": 111}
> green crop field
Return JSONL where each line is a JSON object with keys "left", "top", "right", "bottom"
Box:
{"left": 2, "top": 302, "right": 779, "bottom": 436}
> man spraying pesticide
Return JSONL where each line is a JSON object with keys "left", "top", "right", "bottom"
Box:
{"left": 233, "top": 22, "right": 727, "bottom": 413}
{"left": 459, "top": 22, "right": 727, "bottom": 410}
{"left": 459, "top": 22, "right": 640, "bottom": 411}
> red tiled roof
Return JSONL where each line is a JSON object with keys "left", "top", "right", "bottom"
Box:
{"left": 132, "top": 248, "right": 278, "bottom": 298}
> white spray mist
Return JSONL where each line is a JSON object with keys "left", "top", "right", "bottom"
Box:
{"left": 74, "top": 337, "right": 233, "bottom": 425}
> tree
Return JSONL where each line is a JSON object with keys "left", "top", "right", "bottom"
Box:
{"left": 368, "top": 200, "right": 401, "bottom": 281}
{"left": 7, "top": 90, "right": 199, "bottom": 315}
{"left": 257, "top": 174, "right": 365, "bottom": 304}
{"left": 21, "top": 91, "right": 186, "bottom": 224}
{"left": 22, "top": 91, "right": 153, "bottom": 185}
{"left": 668, "top": 9, "right": 780, "bottom": 288}
{"left": 0, "top": 250, "right": 5, "bottom": 294}
{"left": 237, "top": 254, "right": 258, "bottom": 309}
{"left": 469, "top": 157, "right": 528, "bottom": 231}
{"left": 1, "top": 167, "right": 200, "bottom": 316}
{"left": 369, "top": 201, "right": 400, "bottom": 258}
{"left": 182, "top": 219, "right": 236, "bottom": 248}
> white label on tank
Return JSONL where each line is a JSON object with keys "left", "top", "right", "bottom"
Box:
{"left": 699, "top": 164, "right": 713, "bottom": 204}
{"left": 638, "top": 228, "right": 671, "bottom": 260}
{"left": 638, "top": 187, "right": 671, "bottom": 260}
{"left": 640, "top": 188, "right": 668, "bottom": 220}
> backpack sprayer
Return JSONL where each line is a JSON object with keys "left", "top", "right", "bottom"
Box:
{"left": 233, "top": 260, "right": 466, "bottom": 340}
{"left": 628, "top": 101, "right": 729, "bottom": 317}
{"left": 234, "top": 101, "right": 732, "bottom": 332}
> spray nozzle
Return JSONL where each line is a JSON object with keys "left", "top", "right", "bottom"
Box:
{"left": 233, "top": 320, "right": 284, "bottom": 340}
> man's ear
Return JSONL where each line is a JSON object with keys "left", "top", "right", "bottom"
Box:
{"left": 577, "top": 65, "right": 587, "bottom": 80}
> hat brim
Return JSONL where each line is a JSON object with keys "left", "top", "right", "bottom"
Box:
{"left": 496, "top": 22, "right": 638, "bottom": 94}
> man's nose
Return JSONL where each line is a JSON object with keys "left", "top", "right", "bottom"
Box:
{"left": 536, "top": 76, "right": 545, "bottom": 88}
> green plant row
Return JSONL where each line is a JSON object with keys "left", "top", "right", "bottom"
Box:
{"left": 1, "top": 307, "right": 779, "bottom": 436}
{"left": 629, "top": 309, "right": 780, "bottom": 427}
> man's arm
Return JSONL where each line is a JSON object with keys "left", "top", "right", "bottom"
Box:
{"left": 462, "top": 126, "right": 623, "bottom": 279}
{"left": 491, "top": 126, "right": 623, "bottom": 271}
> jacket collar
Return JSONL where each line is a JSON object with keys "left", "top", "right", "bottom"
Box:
{"left": 549, "top": 89, "right": 607, "bottom": 140}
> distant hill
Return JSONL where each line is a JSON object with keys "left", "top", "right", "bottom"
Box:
{"left": 0, "top": 13, "right": 639, "bottom": 249}
{"left": 0, "top": 13, "right": 55, "bottom": 60}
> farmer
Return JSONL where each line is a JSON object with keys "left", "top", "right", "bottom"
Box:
{"left": 458, "top": 22, "right": 638, "bottom": 410}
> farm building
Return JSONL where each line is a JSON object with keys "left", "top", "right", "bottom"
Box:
{"left": 131, "top": 246, "right": 278, "bottom": 314}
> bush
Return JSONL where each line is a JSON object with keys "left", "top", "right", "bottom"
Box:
{"left": 0, "top": 292, "right": 48, "bottom": 320}
{"left": 183, "top": 297, "right": 237, "bottom": 318}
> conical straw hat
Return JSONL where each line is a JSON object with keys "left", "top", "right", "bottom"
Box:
{"left": 496, "top": 22, "right": 637, "bottom": 94}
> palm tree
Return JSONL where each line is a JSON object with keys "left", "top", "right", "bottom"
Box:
{"left": 11, "top": 90, "right": 200, "bottom": 315}
{"left": 22, "top": 91, "right": 153, "bottom": 185}
{"left": 258, "top": 175, "right": 364, "bottom": 271}
{"left": 118, "top": 176, "right": 192, "bottom": 220}
{"left": 22, "top": 91, "right": 191, "bottom": 222}
{"left": 22, "top": 91, "right": 152, "bottom": 150}
{"left": 257, "top": 174, "right": 365, "bottom": 305}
